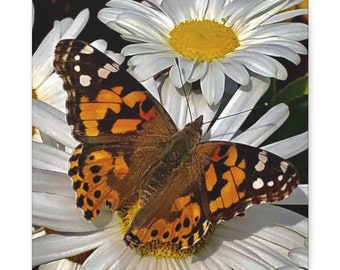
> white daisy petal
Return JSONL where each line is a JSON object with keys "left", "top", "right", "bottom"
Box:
{"left": 33, "top": 141, "right": 70, "bottom": 173}
{"left": 115, "top": 14, "right": 170, "bottom": 43}
{"left": 128, "top": 53, "right": 175, "bottom": 80}
{"left": 61, "top": 9, "right": 90, "bottom": 39}
{"left": 173, "top": 57, "right": 196, "bottom": 82}
{"left": 32, "top": 168, "right": 74, "bottom": 198}
{"left": 232, "top": 0, "right": 288, "bottom": 33}
{"left": 205, "top": 75, "right": 270, "bottom": 141}
{"left": 200, "top": 62, "right": 225, "bottom": 105}
{"left": 262, "top": 132, "right": 308, "bottom": 159}
{"left": 205, "top": 0, "right": 227, "bottom": 20}
{"left": 189, "top": 93, "right": 219, "bottom": 134}
{"left": 187, "top": 61, "right": 208, "bottom": 83}
{"left": 225, "top": 204, "right": 307, "bottom": 245}
{"left": 99, "top": 1, "right": 174, "bottom": 40}
{"left": 232, "top": 103, "right": 289, "bottom": 146}
{"left": 216, "top": 61, "right": 250, "bottom": 85}
{"left": 32, "top": 192, "right": 95, "bottom": 232}
{"left": 169, "top": 62, "right": 182, "bottom": 87}
{"left": 178, "top": 57, "right": 197, "bottom": 82}
{"left": 37, "top": 259, "right": 80, "bottom": 270}
{"left": 122, "top": 43, "right": 172, "bottom": 56}
{"left": 242, "top": 44, "right": 301, "bottom": 65}
{"left": 169, "top": 57, "right": 198, "bottom": 88}
{"left": 161, "top": 0, "right": 196, "bottom": 23}
{"left": 288, "top": 247, "right": 308, "bottom": 268}
{"left": 81, "top": 231, "right": 130, "bottom": 270}
{"left": 33, "top": 19, "right": 70, "bottom": 86}
{"left": 159, "top": 76, "right": 191, "bottom": 129}
{"left": 283, "top": 0, "right": 305, "bottom": 10}
{"left": 242, "top": 23, "right": 308, "bottom": 41}
{"left": 241, "top": 37, "right": 307, "bottom": 55}
{"left": 32, "top": 100, "right": 77, "bottom": 148}
{"left": 104, "top": 0, "right": 174, "bottom": 28}
{"left": 32, "top": 228, "right": 114, "bottom": 266}
{"left": 35, "top": 73, "right": 67, "bottom": 112}
{"left": 264, "top": 9, "right": 308, "bottom": 25}
{"left": 274, "top": 184, "right": 308, "bottom": 205}
{"left": 221, "top": 0, "right": 258, "bottom": 26}
{"left": 226, "top": 51, "right": 288, "bottom": 80}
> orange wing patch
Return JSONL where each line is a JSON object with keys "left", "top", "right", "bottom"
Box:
{"left": 76, "top": 86, "right": 156, "bottom": 137}
{"left": 205, "top": 145, "right": 247, "bottom": 214}
{"left": 69, "top": 145, "right": 130, "bottom": 220}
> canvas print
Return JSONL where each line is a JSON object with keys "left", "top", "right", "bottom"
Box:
{"left": 32, "top": 0, "right": 308, "bottom": 269}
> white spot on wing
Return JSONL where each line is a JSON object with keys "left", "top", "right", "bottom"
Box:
{"left": 252, "top": 178, "right": 264, "bottom": 189}
{"left": 98, "top": 68, "right": 110, "bottom": 79}
{"left": 74, "top": 65, "right": 80, "bottom": 72}
{"left": 74, "top": 55, "right": 80, "bottom": 61}
{"left": 259, "top": 151, "right": 268, "bottom": 163}
{"left": 281, "top": 183, "right": 288, "bottom": 191}
{"left": 255, "top": 162, "right": 265, "bottom": 172}
{"left": 105, "top": 63, "right": 119, "bottom": 73}
{"left": 79, "top": 75, "right": 91, "bottom": 87}
{"left": 254, "top": 151, "right": 268, "bottom": 172}
{"left": 267, "top": 181, "right": 274, "bottom": 187}
{"left": 280, "top": 161, "right": 289, "bottom": 173}
{"left": 80, "top": 45, "right": 94, "bottom": 54}
{"left": 278, "top": 175, "right": 283, "bottom": 181}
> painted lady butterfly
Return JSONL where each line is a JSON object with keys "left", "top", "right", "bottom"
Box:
{"left": 54, "top": 39, "right": 299, "bottom": 257}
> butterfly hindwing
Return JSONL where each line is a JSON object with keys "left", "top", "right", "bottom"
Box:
{"left": 197, "top": 141, "right": 299, "bottom": 222}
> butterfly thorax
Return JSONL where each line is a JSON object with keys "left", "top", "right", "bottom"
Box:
{"left": 157, "top": 115, "right": 203, "bottom": 168}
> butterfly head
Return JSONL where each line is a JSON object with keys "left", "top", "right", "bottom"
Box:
{"left": 184, "top": 115, "right": 203, "bottom": 136}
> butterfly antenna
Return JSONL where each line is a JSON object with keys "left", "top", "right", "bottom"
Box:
{"left": 202, "top": 103, "right": 269, "bottom": 126}
{"left": 175, "top": 58, "right": 193, "bottom": 122}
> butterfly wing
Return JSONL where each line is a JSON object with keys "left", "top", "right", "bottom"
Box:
{"left": 123, "top": 165, "right": 213, "bottom": 252}
{"left": 54, "top": 39, "right": 177, "bottom": 144}
{"left": 196, "top": 141, "right": 299, "bottom": 223}
{"left": 122, "top": 140, "right": 299, "bottom": 252}
{"left": 54, "top": 39, "right": 178, "bottom": 220}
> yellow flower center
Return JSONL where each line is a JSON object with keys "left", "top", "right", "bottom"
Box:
{"left": 169, "top": 19, "right": 239, "bottom": 62}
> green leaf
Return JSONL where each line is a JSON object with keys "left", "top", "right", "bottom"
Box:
{"left": 271, "top": 74, "right": 308, "bottom": 106}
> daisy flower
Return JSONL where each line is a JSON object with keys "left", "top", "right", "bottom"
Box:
{"left": 98, "top": 0, "right": 308, "bottom": 105}
{"left": 32, "top": 75, "right": 308, "bottom": 269}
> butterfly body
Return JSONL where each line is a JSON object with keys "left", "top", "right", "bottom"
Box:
{"left": 54, "top": 39, "right": 299, "bottom": 256}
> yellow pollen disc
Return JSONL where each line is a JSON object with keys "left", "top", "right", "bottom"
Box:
{"left": 169, "top": 20, "right": 239, "bottom": 62}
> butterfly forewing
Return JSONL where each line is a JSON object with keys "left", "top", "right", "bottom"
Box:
{"left": 54, "top": 39, "right": 177, "bottom": 144}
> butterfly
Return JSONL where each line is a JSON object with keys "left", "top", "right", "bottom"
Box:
{"left": 54, "top": 39, "right": 299, "bottom": 255}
